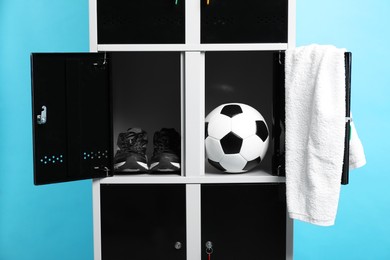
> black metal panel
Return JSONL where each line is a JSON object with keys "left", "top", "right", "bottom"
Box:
{"left": 201, "top": 0, "right": 288, "bottom": 44}
{"left": 342, "top": 52, "right": 352, "bottom": 185}
{"left": 97, "top": 0, "right": 185, "bottom": 44}
{"left": 273, "top": 51, "right": 286, "bottom": 176}
{"left": 31, "top": 53, "right": 112, "bottom": 185}
{"left": 201, "top": 184, "right": 286, "bottom": 260}
{"left": 101, "top": 184, "right": 186, "bottom": 260}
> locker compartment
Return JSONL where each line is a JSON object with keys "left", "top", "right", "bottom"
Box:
{"left": 205, "top": 51, "right": 284, "bottom": 176}
{"left": 111, "top": 52, "right": 182, "bottom": 175}
{"left": 97, "top": 0, "right": 185, "bottom": 44}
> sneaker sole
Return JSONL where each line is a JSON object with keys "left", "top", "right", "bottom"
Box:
{"left": 114, "top": 158, "right": 149, "bottom": 173}
{"left": 150, "top": 161, "right": 180, "bottom": 172}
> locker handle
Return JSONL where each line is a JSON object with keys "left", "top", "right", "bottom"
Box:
{"left": 37, "top": 106, "right": 47, "bottom": 125}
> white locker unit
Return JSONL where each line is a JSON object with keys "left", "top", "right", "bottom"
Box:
{"left": 31, "top": 0, "right": 297, "bottom": 259}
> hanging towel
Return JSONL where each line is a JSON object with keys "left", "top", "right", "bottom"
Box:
{"left": 349, "top": 115, "right": 366, "bottom": 169}
{"left": 285, "top": 44, "right": 347, "bottom": 226}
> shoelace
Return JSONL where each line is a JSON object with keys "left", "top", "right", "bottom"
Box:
{"left": 153, "top": 134, "right": 171, "bottom": 154}
{"left": 119, "top": 131, "right": 147, "bottom": 154}
{"left": 153, "top": 130, "right": 180, "bottom": 156}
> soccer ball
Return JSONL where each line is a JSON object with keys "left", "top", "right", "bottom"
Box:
{"left": 205, "top": 103, "right": 269, "bottom": 173}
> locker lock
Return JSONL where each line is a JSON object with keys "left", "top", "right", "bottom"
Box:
{"left": 174, "top": 241, "right": 182, "bottom": 250}
{"left": 37, "top": 106, "right": 47, "bottom": 125}
{"left": 205, "top": 241, "right": 213, "bottom": 254}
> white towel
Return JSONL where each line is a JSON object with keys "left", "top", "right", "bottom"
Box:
{"left": 349, "top": 116, "right": 366, "bottom": 169}
{"left": 285, "top": 44, "right": 347, "bottom": 226}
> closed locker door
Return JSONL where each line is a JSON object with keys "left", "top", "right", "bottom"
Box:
{"left": 201, "top": 184, "right": 286, "bottom": 259}
{"left": 201, "top": 0, "right": 288, "bottom": 44}
{"left": 97, "top": 0, "right": 185, "bottom": 44}
{"left": 100, "top": 184, "right": 187, "bottom": 260}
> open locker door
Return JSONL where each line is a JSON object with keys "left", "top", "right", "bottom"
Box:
{"left": 31, "top": 53, "right": 113, "bottom": 185}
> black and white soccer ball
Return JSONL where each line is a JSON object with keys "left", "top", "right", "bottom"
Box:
{"left": 205, "top": 103, "right": 269, "bottom": 173}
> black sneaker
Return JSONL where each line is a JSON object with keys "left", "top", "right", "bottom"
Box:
{"left": 150, "top": 128, "right": 181, "bottom": 172}
{"left": 114, "top": 128, "right": 149, "bottom": 173}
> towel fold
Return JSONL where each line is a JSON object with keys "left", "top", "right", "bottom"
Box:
{"left": 349, "top": 116, "right": 366, "bottom": 169}
{"left": 285, "top": 44, "right": 347, "bottom": 226}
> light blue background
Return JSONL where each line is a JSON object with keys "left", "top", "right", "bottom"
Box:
{"left": 0, "top": 0, "right": 389, "bottom": 259}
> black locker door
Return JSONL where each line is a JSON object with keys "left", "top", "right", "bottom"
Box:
{"left": 201, "top": 0, "right": 288, "bottom": 44}
{"left": 100, "top": 184, "right": 187, "bottom": 260}
{"left": 201, "top": 184, "right": 286, "bottom": 260}
{"left": 97, "top": 0, "right": 185, "bottom": 44}
{"left": 31, "top": 53, "right": 112, "bottom": 185}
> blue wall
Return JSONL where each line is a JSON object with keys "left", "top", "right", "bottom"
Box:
{"left": 295, "top": 1, "right": 390, "bottom": 259}
{"left": 0, "top": 1, "right": 93, "bottom": 259}
{"left": 0, "top": 0, "right": 389, "bottom": 259}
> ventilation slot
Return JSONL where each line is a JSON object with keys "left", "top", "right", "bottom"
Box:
{"left": 83, "top": 150, "right": 109, "bottom": 160}
{"left": 40, "top": 155, "right": 64, "bottom": 165}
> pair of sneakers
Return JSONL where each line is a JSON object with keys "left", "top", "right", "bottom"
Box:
{"left": 114, "top": 128, "right": 181, "bottom": 173}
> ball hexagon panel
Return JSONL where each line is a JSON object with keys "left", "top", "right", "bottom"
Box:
{"left": 243, "top": 157, "right": 261, "bottom": 172}
{"left": 240, "top": 135, "right": 268, "bottom": 161}
{"left": 231, "top": 113, "right": 257, "bottom": 139}
{"left": 207, "top": 114, "right": 231, "bottom": 140}
{"left": 205, "top": 137, "right": 225, "bottom": 162}
{"left": 240, "top": 103, "right": 264, "bottom": 120}
{"left": 220, "top": 154, "right": 247, "bottom": 173}
{"left": 220, "top": 132, "right": 243, "bottom": 154}
{"left": 205, "top": 104, "right": 224, "bottom": 123}
{"left": 208, "top": 159, "right": 226, "bottom": 172}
